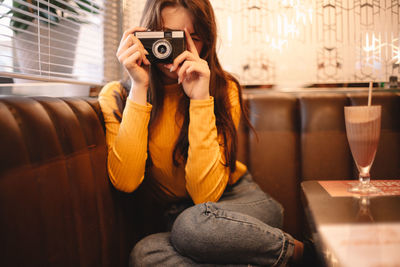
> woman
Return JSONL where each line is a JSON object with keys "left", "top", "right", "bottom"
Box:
{"left": 99, "top": 0, "right": 307, "bottom": 266}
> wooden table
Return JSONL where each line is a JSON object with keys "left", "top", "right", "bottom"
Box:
{"left": 301, "top": 180, "right": 400, "bottom": 267}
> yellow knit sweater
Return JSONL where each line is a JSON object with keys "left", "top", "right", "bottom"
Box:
{"left": 98, "top": 80, "right": 247, "bottom": 204}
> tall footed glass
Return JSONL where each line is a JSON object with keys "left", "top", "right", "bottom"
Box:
{"left": 344, "top": 105, "right": 381, "bottom": 194}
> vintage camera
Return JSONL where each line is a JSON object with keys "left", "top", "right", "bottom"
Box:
{"left": 135, "top": 31, "right": 186, "bottom": 64}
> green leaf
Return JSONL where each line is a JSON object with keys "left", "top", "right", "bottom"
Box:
{"left": 11, "top": 20, "right": 30, "bottom": 34}
{"left": 39, "top": 10, "right": 59, "bottom": 24}
{"left": 64, "top": 5, "right": 80, "bottom": 15}
{"left": 77, "top": 0, "right": 101, "bottom": 14}
{"left": 67, "top": 16, "right": 82, "bottom": 24}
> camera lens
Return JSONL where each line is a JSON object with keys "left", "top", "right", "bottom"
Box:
{"left": 152, "top": 39, "right": 172, "bottom": 59}
{"left": 157, "top": 45, "right": 167, "bottom": 54}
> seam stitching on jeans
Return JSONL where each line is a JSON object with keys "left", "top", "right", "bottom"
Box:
{"left": 219, "top": 198, "right": 274, "bottom": 206}
{"left": 207, "top": 212, "right": 282, "bottom": 240}
{"left": 272, "top": 231, "right": 286, "bottom": 267}
{"left": 224, "top": 183, "right": 257, "bottom": 194}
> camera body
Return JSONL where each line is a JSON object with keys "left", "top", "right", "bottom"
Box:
{"left": 135, "top": 31, "right": 186, "bottom": 64}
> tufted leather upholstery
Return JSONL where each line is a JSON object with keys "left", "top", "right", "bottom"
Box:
{"left": 0, "top": 97, "right": 141, "bottom": 267}
{"left": 241, "top": 91, "right": 400, "bottom": 238}
{"left": 0, "top": 91, "right": 399, "bottom": 266}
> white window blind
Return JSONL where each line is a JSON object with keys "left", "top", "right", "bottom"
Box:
{"left": 103, "top": 0, "right": 121, "bottom": 83}
{"left": 0, "top": 0, "right": 117, "bottom": 85}
{"left": 115, "top": 0, "right": 144, "bottom": 83}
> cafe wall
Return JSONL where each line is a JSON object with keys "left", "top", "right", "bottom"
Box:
{"left": 125, "top": 0, "right": 400, "bottom": 87}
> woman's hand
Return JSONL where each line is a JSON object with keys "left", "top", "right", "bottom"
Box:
{"left": 168, "top": 28, "right": 210, "bottom": 100}
{"left": 116, "top": 27, "right": 151, "bottom": 90}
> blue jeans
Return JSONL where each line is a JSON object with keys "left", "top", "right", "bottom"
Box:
{"left": 129, "top": 172, "right": 295, "bottom": 266}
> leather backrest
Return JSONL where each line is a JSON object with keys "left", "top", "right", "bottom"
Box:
{"left": 299, "top": 94, "right": 353, "bottom": 180}
{"left": 0, "top": 96, "right": 132, "bottom": 267}
{"left": 1, "top": 91, "right": 399, "bottom": 264}
{"left": 240, "top": 91, "right": 400, "bottom": 239}
{"left": 241, "top": 93, "right": 302, "bottom": 237}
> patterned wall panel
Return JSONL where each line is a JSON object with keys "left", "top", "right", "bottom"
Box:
{"left": 125, "top": 0, "right": 399, "bottom": 86}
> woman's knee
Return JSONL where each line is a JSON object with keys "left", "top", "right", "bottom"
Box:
{"left": 170, "top": 203, "right": 209, "bottom": 257}
{"left": 244, "top": 181, "right": 285, "bottom": 228}
{"left": 266, "top": 195, "right": 284, "bottom": 228}
{"left": 129, "top": 235, "right": 154, "bottom": 267}
{"left": 129, "top": 233, "right": 170, "bottom": 267}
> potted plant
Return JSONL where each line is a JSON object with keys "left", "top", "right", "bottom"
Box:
{"left": 0, "top": 0, "right": 100, "bottom": 77}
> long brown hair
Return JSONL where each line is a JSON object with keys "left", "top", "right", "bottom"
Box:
{"left": 120, "top": 0, "right": 251, "bottom": 173}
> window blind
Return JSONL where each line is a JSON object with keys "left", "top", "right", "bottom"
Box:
{"left": 0, "top": 0, "right": 119, "bottom": 85}
{"left": 103, "top": 0, "right": 121, "bottom": 83}
{"left": 116, "top": 0, "right": 144, "bottom": 83}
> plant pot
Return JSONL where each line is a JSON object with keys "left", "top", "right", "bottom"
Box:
{"left": 13, "top": 19, "right": 80, "bottom": 78}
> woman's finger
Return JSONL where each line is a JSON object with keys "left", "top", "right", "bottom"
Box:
{"left": 117, "top": 34, "right": 135, "bottom": 57}
{"left": 118, "top": 43, "right": 139, "bottom": 62}
{"left": 185, "top": 64, "right": 203, "bottom": 77}
{"left": 184, "top": 27, "right": 199, "bottom": 57}
{"left": 129, "top": 35, "right": 150, "bottom": 64}
{"left": 116, "top": 36, "right": 131, "bottom": 57}
{"left": 142, "top": 52, "right": 151, "bottom": 65}
{"left": 117, "top": 34, "right": 144, "bottom": 57}
{"left": 169, "top": 28, "right": 203, "bottom": 72}
{"left": 163, "top": 63, "right": 173, "bottom": 70}
{"left": 118, "top": 43, "right": 147, "bottom": 64}
{"left": 117, "top": 35, "right": 150, "bottom": 66}
{"left": 122, "top": 47, "right": 150, "bottom": 67}
{"left": 177, "top": 60, "right": 192, "bottom": 83}
{"left": 170, "top": 51, "right": 197, "bottom": 72}
{"left": 122, "top": 51, "right": 142, "bottom": 70}
{"left": 121, "top": 26, "right": 147, "bottom": 41}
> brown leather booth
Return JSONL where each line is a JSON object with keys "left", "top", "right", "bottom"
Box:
{"left": 1, "top": 90, "right": 399, "bottom": 266}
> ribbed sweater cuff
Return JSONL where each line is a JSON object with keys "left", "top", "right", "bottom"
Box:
{"left": 189, "top": 96, "right": 214, "bottom": 108}
{"left": 125, "top": 98, "right": 152, "bottom": 113}
{"left": 189, "top": 96, "right": 216, "bottom": 149}
{"left": 119, "top": 98, "right": 152, "bottom": 138}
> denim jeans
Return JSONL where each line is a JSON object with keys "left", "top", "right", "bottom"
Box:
{"left": 129, "top": 172, "right": 295, "bottom": 267}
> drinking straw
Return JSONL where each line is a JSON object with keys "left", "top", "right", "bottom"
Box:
{"left": 368, "top": 81, "right": 373, "bottom": 106}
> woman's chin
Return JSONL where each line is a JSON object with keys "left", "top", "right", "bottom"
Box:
{"left": 165, "top": 72, "right": 178, "bottom": 81}
{"left": 156, "top": 64, "right": 179, "bottom": 84}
